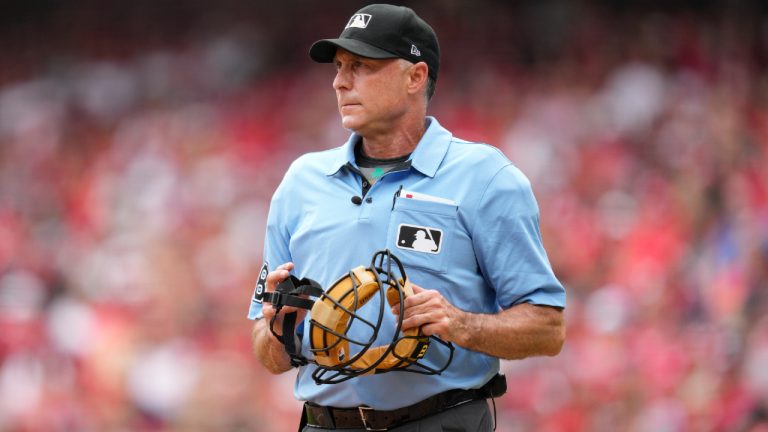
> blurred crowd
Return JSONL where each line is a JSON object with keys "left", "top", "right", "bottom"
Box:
{"left": 1, "top": 1, "right": 768, "bottom": 431}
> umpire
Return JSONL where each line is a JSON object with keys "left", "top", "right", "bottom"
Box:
{"left": 249, "top": 4, "right": 566, "bottom": 431}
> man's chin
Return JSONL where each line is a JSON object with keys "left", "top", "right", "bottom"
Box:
{"left": 340, "top": 116, "right": 363, "bottom": 132}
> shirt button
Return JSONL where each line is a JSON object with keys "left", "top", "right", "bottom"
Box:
{"left": 362, "top": 181, "right": 369, "bottom": 187}
{"left": 366, "top": 197, "right": 373, "bottom": 203}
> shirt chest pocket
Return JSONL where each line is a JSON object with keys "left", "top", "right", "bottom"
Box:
{"left": 386, "top": 197, "right": 458, "bottom": 274}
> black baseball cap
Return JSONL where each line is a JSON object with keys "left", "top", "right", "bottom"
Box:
{"left": 309, "top": 4, "right": 440, "bottom": 82}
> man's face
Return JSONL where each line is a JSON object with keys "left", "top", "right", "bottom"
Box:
{"left": 332, "top": 49, "right": 411, "bottom": 134}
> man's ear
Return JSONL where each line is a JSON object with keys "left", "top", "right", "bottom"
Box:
{"left": 406, "top": 62, "right": 429, "bottom": 96}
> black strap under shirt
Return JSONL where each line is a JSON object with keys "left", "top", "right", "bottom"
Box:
{"left": 354, "top": 142, "right": 411, "bottom": 196}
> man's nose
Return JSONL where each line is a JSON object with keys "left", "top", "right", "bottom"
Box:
{"left": 333, "top": 68, "right": 351, "bottom": 90}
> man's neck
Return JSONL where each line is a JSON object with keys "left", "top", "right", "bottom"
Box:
{"left": 360, "top": 115, "right": 427, "bottom": 159}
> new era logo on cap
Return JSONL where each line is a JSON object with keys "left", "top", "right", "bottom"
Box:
{"left": 346, "top": 13, "right": 372, "bottom": 29}
{"left": 410, "top": 44, "right": 421, "bottom": 56}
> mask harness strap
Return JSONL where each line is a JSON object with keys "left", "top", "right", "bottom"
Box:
{"left": 262, "top": 276, "right": 323, "bottom": 367}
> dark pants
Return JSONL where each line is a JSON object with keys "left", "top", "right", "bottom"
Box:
{"left": 302, "top": 399, "right": 493, "bottom": 432}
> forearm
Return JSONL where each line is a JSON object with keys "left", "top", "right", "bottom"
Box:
{"left": 452, "top": 303, "right": 565, "bottom": 360}
{"left": 251, "top": 319, "right": 294, "bottom": 374}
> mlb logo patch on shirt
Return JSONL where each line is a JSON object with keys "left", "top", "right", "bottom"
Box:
{"left": 397, "top": 224, "right": 442, "bottom": 254}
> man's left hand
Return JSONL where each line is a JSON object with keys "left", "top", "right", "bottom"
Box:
{"left": 392, "top": 284, "right": 466, "bottom": 345}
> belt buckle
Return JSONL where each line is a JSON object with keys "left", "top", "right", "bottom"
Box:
{"left": 358, "top": 406, "right": 387, "bottom": 431}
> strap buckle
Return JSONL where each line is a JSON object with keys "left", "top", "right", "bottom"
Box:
{"left": 262, "top": 290, "right": 284, "bottom": 306}
{"left": 358, "top": 406, "right": 388, "bottom": 431}
{"left": 289, "top": 353, "right": 308, "bottom": 367}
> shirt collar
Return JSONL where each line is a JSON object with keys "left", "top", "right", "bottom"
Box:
{"left": 325, "top": 116, "right": 452, "bottom": 178}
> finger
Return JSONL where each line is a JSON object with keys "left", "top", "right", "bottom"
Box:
{"left": 421, "top": 323, "right": 445, "bottom": 339}
{"left": 391, "top": 302, "right": 403, "bottom": 316}
{"left": 266, "top": 271, "right": 288, "bottom": 292}
{"left": 394, "top": 298, "right": 427, "bottom": 317}
{"left": 262, "top": 303, "right": 275, "bottom": 320}
{"left": 278, "top": 262, "right": 295, "bottom": 272}
{"left": 266, "top": 268, "right": 290, "bottom": 283}
{"left": 400, "top": 310, "right": 436, "bottom": 331}
{"left": 409, "top": 283, "right": 426, "bottom": 293}
{"left": 402, "top": 298, "right": 453, "bottom": 330}
{"left": 266, "top": 262, "right": 294, "bottom": 291}
{"left": 403, "top": 290, "right": 441, "bottom": 309}
{"left": 397, "top": 298, "right": 441, "bottom": 328}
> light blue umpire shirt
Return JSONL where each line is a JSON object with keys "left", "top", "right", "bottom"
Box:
{"left": 248, "top": 116, "right": 566, "bottom": 410}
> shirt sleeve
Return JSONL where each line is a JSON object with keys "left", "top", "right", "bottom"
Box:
{"left": 471, "top": 164, "right": 566, "bottom": 309}
{"left": 247, "top": 182, "right": 294, "bottom": 320}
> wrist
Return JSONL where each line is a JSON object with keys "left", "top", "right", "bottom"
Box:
{"left": 450, "top": 308, "right": 471, "bottom": 347}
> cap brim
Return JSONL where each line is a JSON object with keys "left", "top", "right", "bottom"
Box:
{"left": 309, "top": 38, "right": 399, "bottom": 63}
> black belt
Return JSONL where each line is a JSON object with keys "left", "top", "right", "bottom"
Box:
{"left": 304, "top": 374, "right": 507, "bottom": 431}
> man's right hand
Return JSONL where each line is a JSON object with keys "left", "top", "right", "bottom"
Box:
{"left": 252, "top": 261, "right": 304, "bottom": 373}
{"left": 262, "top": 262, "right": 308, "bottom": 337}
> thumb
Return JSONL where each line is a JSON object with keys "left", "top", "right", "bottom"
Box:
{"left": 409, "top": 283, "right": 426, "bottom": 294}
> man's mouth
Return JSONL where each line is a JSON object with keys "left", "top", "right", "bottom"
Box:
{"left": 340, "top": 103, "right": 361, "bottom": 112}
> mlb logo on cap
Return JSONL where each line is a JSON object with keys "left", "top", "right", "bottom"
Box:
{"left": 346, "top": 13, "right": 372, "bottom": 29}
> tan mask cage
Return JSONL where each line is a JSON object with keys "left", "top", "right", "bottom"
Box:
{"left": 309, "top": 266, "right": 426, "bottom": 370}
{"left": 307, "top": 250, "right": 453, "bottom": 384}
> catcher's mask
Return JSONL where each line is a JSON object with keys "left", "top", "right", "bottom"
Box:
{"left": 262, "top": 250, "right": 454, "bottom": 384}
